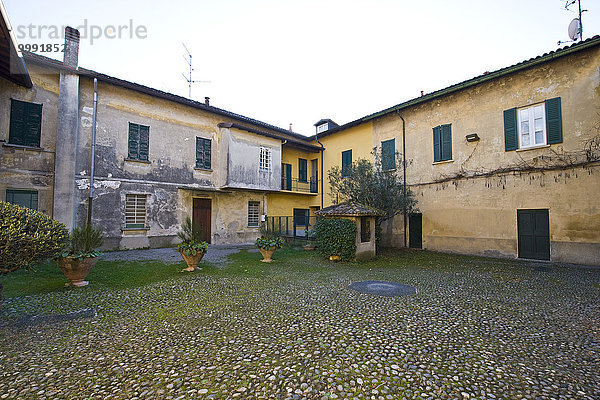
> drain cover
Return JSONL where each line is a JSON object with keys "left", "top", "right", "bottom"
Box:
{"left": 348, "top": 281, "right": 417, "bottom": 297}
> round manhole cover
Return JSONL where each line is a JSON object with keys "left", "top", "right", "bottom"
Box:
{"left": 348, "top": 280, "right": 417, "bottom": 297}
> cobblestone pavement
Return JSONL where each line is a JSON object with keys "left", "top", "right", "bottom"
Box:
{"left": 1, "top": 253, "right": 599, "bottom": 399}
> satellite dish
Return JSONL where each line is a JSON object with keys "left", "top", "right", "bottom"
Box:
{"left": 568, "top": 18, "right": 581, "bottom": 41}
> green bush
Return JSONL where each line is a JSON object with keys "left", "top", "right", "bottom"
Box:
{"left": 177, "top": 217, "right": 208, "bottom": 256}
{"left": 314, "top": 218, "right": 357, "bottom": 261}
{"left": 255, "top": 236, "right": 284, "bottom": 250}
{"left": 59, "top": 224, "right": 104, "bottom": 259}
{"left": 0, "top": 201, "right": 69, "bottom": 272}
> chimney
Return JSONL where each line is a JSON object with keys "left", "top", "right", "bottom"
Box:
{"left": 63, "top": 26, "right": 80, "bottom": 68}
{"left": 289, "top": 123, "right": 293, "bottom": 132}
{"left": 204, "top": 96, "right": 210, "bottom": 106}
{"left": 420, "top": 91, "right": 424, "bottom": 97}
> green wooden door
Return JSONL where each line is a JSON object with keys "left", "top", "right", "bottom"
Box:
{"left": 409, "top": 213, "right": 422, "bottom": 249}
{"left": 517, "top": 209, "right": 550, "bottom": 260}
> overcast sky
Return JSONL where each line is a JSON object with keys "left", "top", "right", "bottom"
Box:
{"left": 6, "top": 0, "right": 600, "bottom": 136}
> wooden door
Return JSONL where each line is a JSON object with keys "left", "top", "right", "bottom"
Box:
{"left": 518, "top": 209, "right": 550, "bottom": 260}
{"left": 192, "top": 198, "right": 211, "bottom": 243}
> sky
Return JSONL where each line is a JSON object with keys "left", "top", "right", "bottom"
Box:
{"left": 5, "top": 0, "right": 600, "bottom": 136}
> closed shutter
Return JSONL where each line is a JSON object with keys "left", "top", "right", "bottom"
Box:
{"left": 203, "top": 138, "right": 211, "bottom": 169}
{"left": 441, "top": 124, "right": 452, "bottom": 161}
{"left": 138, "top": 125, "right": 149, "bottom": 161}
{"left": 433, "top": 126, "right": 441, "bottom": 162}
{"left": 342, "top": 150, "right": 352, "bottom": 177}
{"left": 381, "top": 139, "right": 396, "bottom": 170}
{"left": 128, "top": 123, "right": 140, "bottom": 159}
{"left": 6, "top": 189, "right": 38, "bottom": 210}
{"left": 299, "top": 158, "right": 307, "bottom": 182}
{"left": 9, "top": 99, "right": 42, "bottom": 147}
{"left": 196, "top": 138, "right": 211, "bottom": 169}
{"left": 504, "top": 108, "right": 518, "bottom": 151}
{"left": 545, "top": 97, "right": 562, "bottom": 145}
{"left": 24, "top": 102, "right": 42, "bottom": 147}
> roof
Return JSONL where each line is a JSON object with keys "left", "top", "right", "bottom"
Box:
{"left": 22, "top": 51, "right": 313, "bottom": 142}
{"left": 310, "top": 35, "right": 600, "bottom": 140}
{"left": 0, "top": 1, "right": 32, "bottom": 87}
{"left": 314, "top": 118, "right": 339, "bottom": 127}
{"left": 315, "top": 201, "right": 385, "bottom": 217}
{"left": 218, "top": 122, "right": 323, "bottom": 152}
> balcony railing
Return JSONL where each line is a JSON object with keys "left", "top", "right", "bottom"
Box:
{"left": 281, "top": 177, "right": 319, "bottom": 193}
{"left": 266, "top": 215, "right": 318, "bottom": 242}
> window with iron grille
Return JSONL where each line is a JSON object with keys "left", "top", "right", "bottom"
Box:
{"left": 259, "top": 147, "right": 271, "bottom": 172}
{"left": 248, "top": 201, "right": 260, "bottom": 227}
{"left": 125, "top": 194, "right": 147, "bottom": 228}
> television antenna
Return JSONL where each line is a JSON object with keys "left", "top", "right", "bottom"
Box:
{"left": 558, "top": 0, "right": 587, "bottom": 45}
{"left": 182, "top": 43, "right": 211, "bottom": 99}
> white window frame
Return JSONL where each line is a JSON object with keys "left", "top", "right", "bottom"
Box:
{"left": 517, "top": 103, "right": 546, "bottom": 149}
{"left": 259, "top": 147, "right": 272, "bottom": 172}
{"left": 316, "top": 123, "right": 328, "bottom": 133}
{"left": 248, "top": 201, "right": 260, "bottom": 227}
{"left": 125, "top": 194, "right": 147, "bottom": 228}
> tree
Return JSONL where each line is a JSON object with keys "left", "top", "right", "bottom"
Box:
{"left": 328, "top": 148, "right": 417, "bottom": 224}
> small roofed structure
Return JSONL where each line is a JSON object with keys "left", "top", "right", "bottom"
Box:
{"left": 315, "top": 201, "right": 384, "bottom": 260}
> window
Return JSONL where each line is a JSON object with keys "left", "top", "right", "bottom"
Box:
{"left": 248, "top": 201, "right": 260, "bottom": 227}
{"left": 6, "top": 189, "right": 38, "bottom": 210}
{"left": 125, "top": 194, "right": 147, "bottom": 228}
{"left": 196, "top": 137, "right": 211, "bottom": 169}
{"left": 259, "top": 147, "right": 271, "bottom": 172}
{"left": 127, "top": 122, "right": 150, "bottom": 161}
{"left": 504, "top": 98, "right": 563, "bottom": 151}
{"left": 341, "top": 149, "right": 352, "bottom": 177}
{"left": 360, "top": 217, "right": 371, "bottom": 243}
{"left": 316, "top": 123, "right": 328, "bottom": 133}
{"left": 381, "top": 139, "right": 396, "bottom": 170}
{"left": 9, "top": 99, "right": 42, "bottom": 147}
{"left": 433, "top": 124, "right": 452, "bottom": 162}
{"left": 298, "top": 158, "right": 307, "bottom": 182}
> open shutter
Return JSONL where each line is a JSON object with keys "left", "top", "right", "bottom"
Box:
{"left": 433, "top": 126, "right": 441, "bottom": 162}
{"left": 24, "top": 102, "right": 42, "bottom": 147}
{"left": 138, "top": 125, "right": 149, "bottom": 161}
{"left": 545, "top": 97, "right": 562, "bottom": 145}
{"left": 128, "top": 123, "right": 140, "bottom": 159}
{"left": 203, "top": 139, "right": 211, "bottom": 169}
{"left": 504, "top": 108, "right": 518, "bottom": 151}
{"left": 441, "top": 124, "right": 452, "bottom": 161}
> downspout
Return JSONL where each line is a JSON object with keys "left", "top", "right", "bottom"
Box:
{"left": 315, "top": 133, "right": 324, "bottom": 208}
{"left": 87, "top": 78, "right": 98, "bottom": 226}
{"left": 396, "top": 110, "right": 407, "bottom": 248}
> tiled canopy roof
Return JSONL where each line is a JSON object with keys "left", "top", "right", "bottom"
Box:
{"left": 315, "top": 201, "right": 385, "bottom": 217}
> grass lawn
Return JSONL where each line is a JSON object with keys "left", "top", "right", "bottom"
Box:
{"left": 1, "top": 247, "right": 599, "bottom": 399}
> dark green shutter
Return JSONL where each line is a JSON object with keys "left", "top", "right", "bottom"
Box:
{"left": 203, "top": 139, "right": 211, "bottom": 169}
{"left": 382, "top": 139, "right": 395, "bottom": 170}
{"left": 441, "top": 124, "right": 452, "bottom": 161}
{"left": 25, "top": 102, "right": 42, "bottom": 147}
{"left": 299, "top": 158, "right": 307, "bottom": 182}
{"left": 433, "top": 126, "right": 441, "bottom": 162}
{"left": 504, "top": 108, "right": 518, "bottom": 151}
{"left": 6, "top": 189, "right": 38, "bottom": 210}
{"left": 128, "top": 123, "right": 140, "bottom": 159}
{"left": 9, "top": 99, "right": 42, "bottom": 147}
{"left": 545, "top": 97, "right": 562, "bottom": 145}
{"left": 342, "top": 150, "right": 352, "bottom": 177}
{"left": 196, "top": 138, "right": 212, "bottom": 169}
{"left": 138, "top": 125, "right": 149, "bottom": 161}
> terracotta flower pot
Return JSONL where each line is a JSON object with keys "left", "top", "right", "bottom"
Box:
{"left": 180, "top": 250, "right": 205, "bottom": 272}
{"left": 259, "top": 247, "right": 276, "bottom": 262}
{"left": 57, "top": 256, "right": 99, "bottom": 287}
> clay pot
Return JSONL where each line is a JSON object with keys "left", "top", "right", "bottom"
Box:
{"left": 57, "top": 257, "right": 99, "bottom": 287}
{"left": 259, "top": 247, "right": 276, "bottom": 262}
{"left": 180, "top": 250, "right": 205, "bottom": 272}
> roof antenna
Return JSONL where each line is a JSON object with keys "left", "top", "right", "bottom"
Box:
{"left": 182, "top": 43, "right": 211, "bottom": 99}
{"left": 557, "top": 0, "right": 587, "bottom": 45}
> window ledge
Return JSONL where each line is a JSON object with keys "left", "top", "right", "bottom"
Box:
{"left": 516, "top": 144, "right": 550, "bottom": 152}
{"left": 382, "top": 168, "right": 397, "bottom": 172}
{"left": 122, "top": 227, "right": 150, "bottom": 231}
{"left": 432, "top": 159, "right": 454, "bottom": 165}
{"left": 247, "top": 225, "right": 260, "bottom": 229}
{"left": 3, "top": 143, "right": 43, "bottom": 151}
{"left": 194, "top": 167, "right": 213, "bottom": 172}
{"left": 125, "top": 158, "right": 151, "bottom": 164}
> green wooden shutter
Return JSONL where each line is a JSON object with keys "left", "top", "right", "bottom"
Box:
{"left": 138, "top": 125, "right": 149, "bottom": 161}
{"left": 203, "top": 138, "right": 211, "bottom": 169}
{"left": 342, "top": 150, "right": 352, "bottom": 177}
{"left": 382, "top": 139, "right": 395, "bottom": 170}
{"left": 441, "top": 124, "right": 452, "bottom": 161}
{"left": 545, "top": 97, "right": 562, "bottom": 145}
{"left": 299, "top": 158, "right": 307, "bottom": 182}
{"left": 9, "top": 99, "right": 26, "bottom": 146}
{"left": 504, "top": 108, "right": 518, "bottom": 151}
{"left": 128, "top": 123, "right": 140, "bottom": 159}
{"left": 433, "top": 126, "right": 441, "bottom": 162}
{"left": 9, "top": 99, "right": 42, "bottom": 147}
{"left": 6, "top": 189, "right": 38, "bottom": 210}
{"left": 24, "top": 102, "right": 42, "bottom": 147}
{"left": 196, "top": 137, "right": 204, "bottom": 168}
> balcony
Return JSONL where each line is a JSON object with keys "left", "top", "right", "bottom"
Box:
{"left": 281, "top": 177, "right": 319, "bottom": 194}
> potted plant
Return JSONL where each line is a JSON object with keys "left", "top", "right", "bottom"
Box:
{"left": 56, "top": 224, "right": 103, "bottom": 287}
{"left": 255, "top": 236, "right": 284, "bottom": 262}
{"left": 177, "top": 217, "right": 208, "bottom": 272}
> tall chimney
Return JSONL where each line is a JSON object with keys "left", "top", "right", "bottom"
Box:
{"left": 289, "top": 123, "right": 293, "bottom": 132}
{"left": 53, "top": 27, "right": 81, "bottom": 230}
{"left": 205, "top": 96, "right": 210, "bottom": 106}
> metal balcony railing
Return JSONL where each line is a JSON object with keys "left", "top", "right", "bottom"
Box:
{"left": 281, "top": 177, "right": 319, "bottom": 193}
{"left": 265, "top": 215, "right": 318, "bottom": 242}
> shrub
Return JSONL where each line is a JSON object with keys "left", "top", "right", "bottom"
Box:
{"left": 314, "top": 218, "right": 357, "bottom": 261}
{"left": 0, "top": 201, "right": 69, "bottom": 272}
{"left": 59, "top": 224, "right": 104, "bottom": 259}
{"left": 177, "top": 217, "right": 208, "bottom": 256}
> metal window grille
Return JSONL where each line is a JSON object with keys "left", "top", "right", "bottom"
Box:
{"left": 259, "top": 147, "right": 271, "bottom": 172}
{"left": 248, "top": 201, "right": 260, "bottom": 227}
{"left": 125, "top": 194, "right": 147, "bottom": 228}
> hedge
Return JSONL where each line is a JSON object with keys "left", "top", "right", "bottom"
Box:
{"left": 314, "top": 218, "right": 356, "bottom": 261}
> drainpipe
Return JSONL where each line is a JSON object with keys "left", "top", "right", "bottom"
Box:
{"left": 315, "top": 133, "right": 324, "bottom": 208}
{"left": 87, "top": 78, "right": 98, "bottom": 226}
{"left": 396, "top": 110, "right": 407, "bottom": 248}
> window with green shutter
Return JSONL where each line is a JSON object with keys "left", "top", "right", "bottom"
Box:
{"left": 127, "top": 122, "right": 150, "bottom": 161}
{"left": 298, "top": 158, "right": 307, "bottom": 182}
{"left": 341, "top": 150, "right": 352, "bottom": 177}
{"left": 9, "top": 99, "right": 42, "bottom": 147}
{"left": 196, "top": 137, "right": 212, "bottom": 169}
{"left": 433, "top": 124, "right": 452, "bottom": 162}
{"left": 381, "top": 138, "right": 396, "bottom": 170}
{"left": 6, "top": 189, "right": 38, "bottom": 210}
{"left": 504, "top": 97, "right": 562, "bottom": 151}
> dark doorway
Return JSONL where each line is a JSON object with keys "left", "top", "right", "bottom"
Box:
{"left": 409, "top": 213, "right": 422, "bottom": 249}
{"left": 517, "top": 209, "right": 550, "bottom": 260}
{"left": 310, "top": 159, "right": 318, "bottom": 193}
{"left": 192, "top": 198, "right": 211, "bottom": 243}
